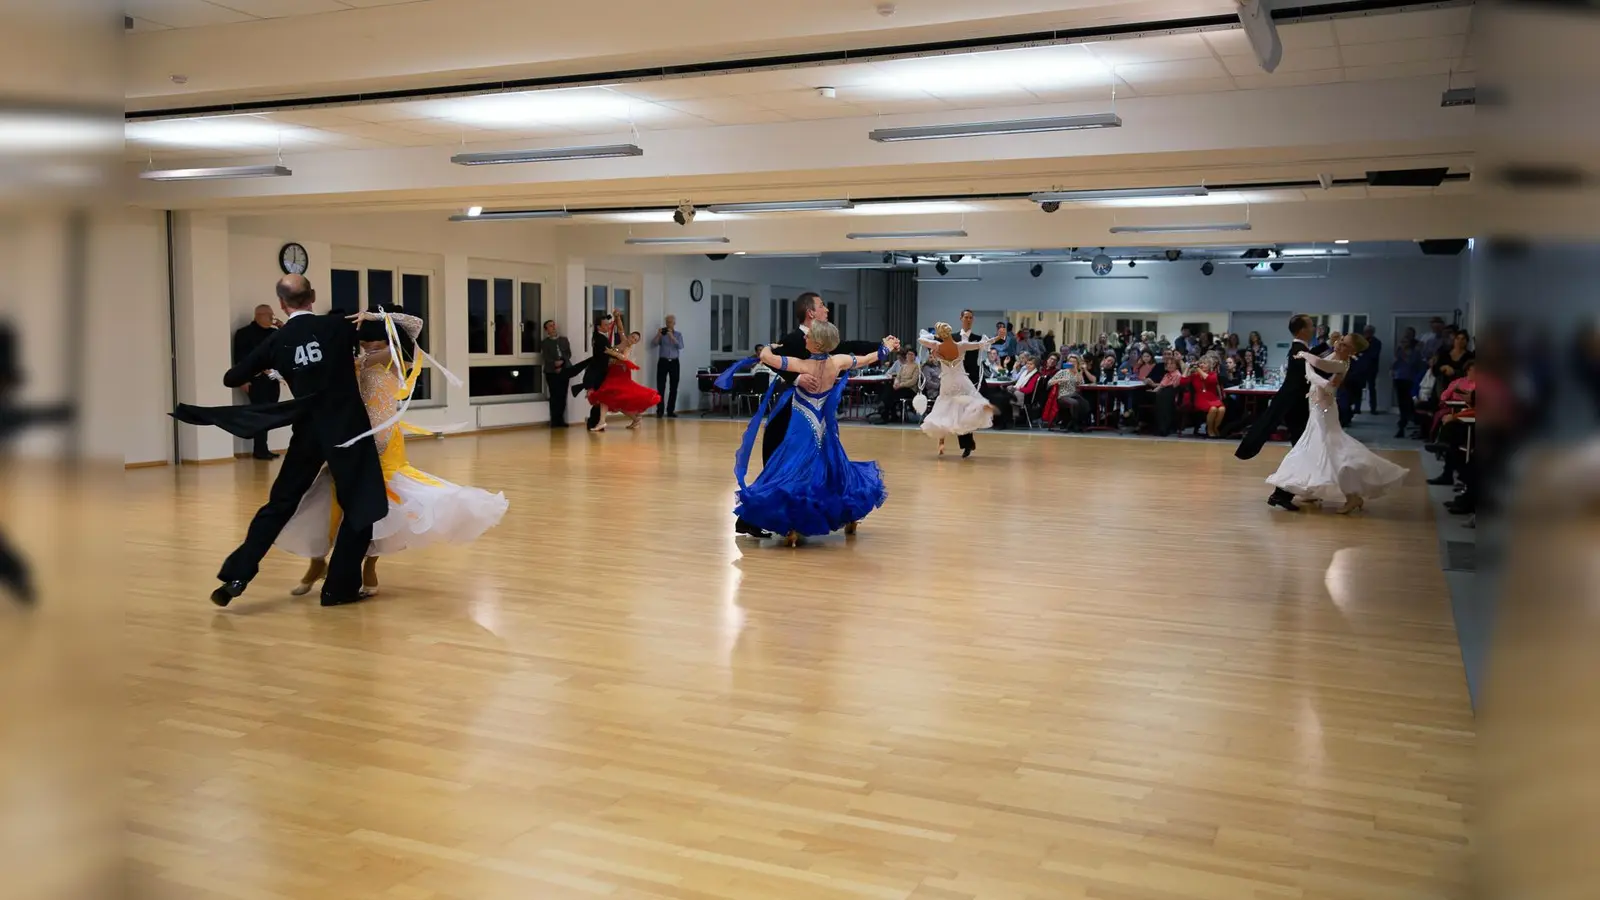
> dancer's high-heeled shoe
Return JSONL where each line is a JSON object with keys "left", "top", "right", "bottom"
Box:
{"left": 290, "top": 557, "right": 327, "bottom": 596}
{"left": 1335, "top": 495, "right": 1365, "bottom": 515}
{"left": 627, "top": 415, "right": 643, "bottom": 429}
{"left": 937, "top": 438, "right": 946, "bottom": 457}
{"left": 783, "top": 531, "right": 800, "bottom": 547}
{"left": 360, "top": 556, "right": 379, "bottom": 597}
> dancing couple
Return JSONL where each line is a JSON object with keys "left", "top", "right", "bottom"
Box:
{"left": 1237, "top": 314, "right": 1406, "bottom": 513}
{"left": 730, "top": 292, "right": 893, "bottom": 544}
{"left": 916, "top": 310, "right": 995, "bottom": 457}
{"left": 569, "top": 311, "right": 660, "bottom": 432}
{"left": 175, "top": 275, "right": 505, "bottom": 607}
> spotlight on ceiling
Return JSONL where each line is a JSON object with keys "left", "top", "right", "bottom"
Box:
{"left": 706, "top": 253, "right": 728, "bottom": 261}
{"left": 935, "top": 260, "right": 949, "bottom": 276}
{"left": 1164, "top": 249, "right": 1182, "bottom": 262}
{"left": 1271, "top": 261, "right": 1284, "bottom": 272}
{"left": 1128, "top": 260, "right": 1137, "bottom": 268}
{"left": 1200, "top": 261, "right": 1215, "bottom": 276}
{"left": 1029, "top": 264, "right": 1044, "bottom": 278}
{"left": 1040, "top": 201, "right": 1060, "bottom": 214}
{"left": 949, "top": 254, "right": 964, "bottom": 263}
{"left": 673, "top": 201, "right": 696, "bottom": 226}
{"left": 882, "top": 251, "right": 893, "bottom": 264}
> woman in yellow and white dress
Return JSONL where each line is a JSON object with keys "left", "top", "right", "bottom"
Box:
{"left": 278, "top": 310, "right": 508, "bottom": 596}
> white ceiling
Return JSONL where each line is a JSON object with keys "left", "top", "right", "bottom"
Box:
{"left": 124, "top": 9, "right": 1477, "bottom": 162}
{"left": 126, "top": 0, "right": 422, "bottom": 32}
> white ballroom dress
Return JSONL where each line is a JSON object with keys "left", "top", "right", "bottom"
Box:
{"left": 1266, "top": 352, "right": 1409, "bottom": 504}
{"left": 916, "top": 332, "right": 996, "bottom": 441}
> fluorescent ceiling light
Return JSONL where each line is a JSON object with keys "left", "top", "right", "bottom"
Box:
{"left": 139, "top": 164, "right": 292, "bottom": 181}
{"left": 1278, "top": 248, "right": 1350, "bottom": 257}
{"left": 0, "top": 110, "right": 120, "bottom": 154}
{"left": 1030, "top": 186, "right": 1208, "bottom": 203}
{"left": 1247, "top": 273, "right": 1326, "bottom": 280}
{"left": 848, "top": 200, "right": 975, "bottom": 217}
{"left": 451, "top": 143, "right": 643, "bottom": 165}
{"left": 587, "top": 210, "right": 732, "bottom": 223}
{"left": 1108, "top": 223, "right": 1252, "bottom": 234}
{"left": 915, "top": 277, "right": 983, "bottom": 283}
{"left": 705, "top": 199, "right": 854, "bottom": 213}
{"left": 819, "top": 263, "right": 894, "bottom": 270}
{"left": 623, "top": 236, "right": 731, "bottom": 245}
{"left": 846, "top": 229, "right": 968, "bottom": 240}
{"left": 1213, "top": 257, "right": 1331, "bottom": 266}
{"left": 869, "top": 112, "right": 1120, "bottom": 143}
{"left": 465, "top": 206, "right": 483, "bottom": 217}
{"left": 125, "top": 116, "right": 317, "bottom": 149}
{"left": 415, "top": 88, "right": 653, "bottom": 128}
{"left": 1334, "top": 239, "right": 1350, "bottom": 244}
{"left": 1074, "top": 275, "right": 1149, "bottom": 280}
{"left": 448, "top": 209, "right": 572, "bottom": 221}
{"left": 868, "top": 46, "right": 1109, "bottom": 98}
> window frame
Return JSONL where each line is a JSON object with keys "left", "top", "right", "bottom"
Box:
{"left": 330, "top": 252, "right": 441, "bottom": 408}
{"left": 466, "top": 260, "right": 551, "bottom": 405}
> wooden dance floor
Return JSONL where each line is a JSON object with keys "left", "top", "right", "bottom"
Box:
{"left": 125, "top": 423, "right": 1473, "bottom": 900}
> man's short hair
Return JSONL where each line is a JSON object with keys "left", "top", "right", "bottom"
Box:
{"left": 1288, "top": 314, "right": 1313, "bottom": 335}
{"left": 794, "top": 292, "right": 822, "bottom": 325}
{"left": 276, "top": 276, "right": 315, "bottom": 309}
{"left": 960, "top": 308, "right": 974, "bottom": 317}
{"left": 543, "top": 319, "right": 555, "bottom": 329}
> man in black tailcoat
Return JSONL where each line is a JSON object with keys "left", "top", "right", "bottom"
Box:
{"left": 1236, "top": 313, "right": 1316, "bottom": 511}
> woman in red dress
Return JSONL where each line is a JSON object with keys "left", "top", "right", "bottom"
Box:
{"left": 1187, "top": 355, "right": 1227, "bottom": 437}
{"left": 587, "top": 324, "right": 661, "bottom": 431}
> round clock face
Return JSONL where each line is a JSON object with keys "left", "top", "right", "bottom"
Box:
{"left": 1091, "top": 253, "right": 1113, "bottom": 276}
{"left": 279, "top": 242, "right": 309, "bottom": 275}
{"left": 689, "top": 279, "right": 705, "bottom": 302}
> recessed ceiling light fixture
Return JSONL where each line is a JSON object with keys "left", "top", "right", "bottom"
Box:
{"left": 705, "top": 199, "right": 854, "bottom": 213}
{"left": 1108, "top": 223, "right": 1252, "bottom": 234}
{"left": 139, "top": 163, "right": 292, "bottom": 181}
{"left": 868, "top": 112, "right": 1120, "bottom": 143}
{"left": 1335, "top": 239, "right": 1350, "bottom": 244}
{"left": 622, "top": 235, "right": 731, "bottom": 245}
{"left": 1030, "top": 186, "right": 1208, "bottom": 203}
{"left": 450, "top": 143, "right": 643, "bottom": 165}
{"left": 448, "top": 209, "right": 572, "bottom": 221}
{"left": 846, "top": 229, "right": 968, "bottom": 240}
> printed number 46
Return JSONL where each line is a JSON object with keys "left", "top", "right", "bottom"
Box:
{"left": 294, "top": 341, "right": 323, "bottom": 366}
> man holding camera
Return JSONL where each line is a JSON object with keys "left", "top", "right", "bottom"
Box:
{"left": 651, "top": 315, "right": 683, "bottom": 418}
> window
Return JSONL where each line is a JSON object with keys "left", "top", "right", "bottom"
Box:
{"left": 585, "top": 278, "right": 636, "bottom": 349}
{"left": 710, "top": 292, "right": 749, "bottom": 355}
{"left": 331, "top": 264, "right": 434, "bottom": 401}
{"left": 468, "top": 265, "right": 548, "bottom": 401}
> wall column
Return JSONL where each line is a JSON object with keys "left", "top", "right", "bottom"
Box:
{"left": 171, "top": 212, "right": 235, "bottom": 463}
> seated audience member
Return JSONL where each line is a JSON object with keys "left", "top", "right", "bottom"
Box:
{"left": 1433, "top": 330, "right": 1474, "bottom": 386}
{"left": 982, "top": 347, "right": 1004, "bottom": 380}
{"left": 1151, "top": 352, "right": 1189, "bottom": 436}
{"left": 920, "top": 353, "right": 942, "bottom": 400}
{"left": 1429, "top": 359, "right": 1478, "bottom": 438}
{"left": 1219, "top": 355, "right": 1242, "bottom": 388}
{"left": 1221, "top": 333, "right": 1242, "bottom": 359}
{"left": 993, "top": 323, "right": 1017, "bottom": 361}
{"left": 1241, "top": 348, "right": 1265, "bottom": 381}
{"left": 1098, "top": 352, "right": 1119, "bottom": 384}
{"left": 1045, "top": 353, "right": 1092, "bottom": 432}
{"left": 999, "top": 352, "right": 1043, "bottom": 428}
{"left": 884, "top": 348, "right": 922, "bottom": 422}
{"left": 1188, "top": 354, "right": 1226, "bottom": 437}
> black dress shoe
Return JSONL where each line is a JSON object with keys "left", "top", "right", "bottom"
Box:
{"left": 1444, "top": 501, "right": 1474, "bottom": 516}
{"left": 320, "top": 591, "right": 366, "bottom": 607}
{"left": 1426, "top": 474, "right": 1455, "bottom": 486}
{"left": 1267, "top": 492, "right": 1301, "bottom": 512}
{"left": 210, "top": 580, "right": 246, "bottom": 607}
{"left": 667, "top": 412, "right": 678, "bottom": 418}
{"left": 962, "top": 447, "right": 973, "bottom": 458}
{"left": 252, "top": 451, "right": 279, "bottom": 460}
{"left": 734, "top": 520, "right": 772, "bottom": 539}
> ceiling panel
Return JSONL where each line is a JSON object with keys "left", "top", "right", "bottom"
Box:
{"left": 1081, "top": 33, "right": 1217, "bottom": 67}
{"left": 652, "top": 99, "right": 786, "bottom": 126}
{"left": 1207, "top": 20, "right": 1337, "bottom": 56}
{"left": 217, "top": 0, "right": 354, "bottom": 16}
{"left": 1112, "top": 58, "right": 1231, "bottom": 84}
{"left": 125, "top": 0, "right": 258, "bottom": 28}
{"left": 1333, "top": 6, "right": 1475, "bottom": 45}
{"left": 1220, "top": 45, "right": 1342, "bottom": 77}
{"left": 1341, "top": 60, "right": 1456, "bottom": 82}
{"left": 1119, "top": 77, "right": 1239, "bottom": 97}
{"left": 125, "top": 17, "right": 173, "bottom": 32}
{"left": 1339, "top": 36, "right": 1468, "bottom": 69}
{"left": 1231, "top": 69, "right": 1345, "bottom": 91}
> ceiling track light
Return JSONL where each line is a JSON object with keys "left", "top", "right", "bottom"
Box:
{"left": 139, "top": 164, "right": 291, "bottom": 181}
{"left": 1108, "top": 223, "right": 1252, "bottom": 234}
{"left": 1029, "top": 186, "right": 1208, "bottom": 203}
{"left": 934, "top": 260, "right": 950, "bottom": 276}
{"left": 704, "top": 199, "right": 854, "bottom": 213}
{"left": 450, "top": 143, "right": 643, "bottom": 165}
{"left": 622, "top": 236, "right": 730, "bottom": 245}
{"left": 868, "top": 112, "right": 1121, "bottom": 143}
{"left": 915, "top": 277, "right": 982, "bottom": 283}
{"left": 846, "top": 229, "right": 968, "bottom": 240}
{"left": 448, "top": 209, "right": 573, "bottom": 221}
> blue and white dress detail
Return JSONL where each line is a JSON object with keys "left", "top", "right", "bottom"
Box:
{"left": 733, "top": 356, "right": 887, "bottom": 537}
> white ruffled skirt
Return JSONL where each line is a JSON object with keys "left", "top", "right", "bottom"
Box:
{"left": 277, "top": 466, "right": 508, "bottom": 558}
{"left": 919, "top": 362, "right": 994, "bottom": 440}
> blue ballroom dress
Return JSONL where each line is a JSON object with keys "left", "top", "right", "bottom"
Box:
{"left": 733, "top": 365, "right": 887, "bottom": 538}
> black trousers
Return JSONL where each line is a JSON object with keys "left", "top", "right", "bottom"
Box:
{"left": 546, "top": 369, "right": 569, "bottom": 426}
{"left": 656, "top": 358, "right": 680, "bottom": 415}
{"left": 245, "top": 377, "right": 280, "bottom": 455}
{"left": 1392, "top": 379, "right": 1415, "bottom": 434}
{"left": 217, "top": 428, "right": 372, "bottom": 598}
{"left": 1362, "top": 372, "right": 1381, "bottom": 412}
{"left": 1054, "top": 394, "right": 1089, "bottom": 431}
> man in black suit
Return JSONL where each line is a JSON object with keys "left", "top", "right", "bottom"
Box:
{"left": 1236, "top": 313, "right": 1317, "bottom": 511}
{"left": 539, "top": 319, "right": 573, "bottom": 427}
{"left": 735, "top": 292, "right": 885, "bottom": 537}
{"left": 951, "top": 308, "right": 985, "bottom": 458}
{"left": 232, "top": 304, "right": 283, "bottom": 459}
{"left": 568, "top": 312, "right": 621, "bottom": 431}
{"left": 210, "top": 275, "right": 387, "bottom": 607}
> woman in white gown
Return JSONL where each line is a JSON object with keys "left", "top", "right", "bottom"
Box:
{"left": 278, "top": 310, "right": 508, "bottom": 595}
{"left": 916, "top": 323, "right": 996, "bottom": 456}
{"left": 1266, "top": 333, "right": 1408, "bottom": 513}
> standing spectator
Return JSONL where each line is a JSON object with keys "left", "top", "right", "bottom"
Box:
{"left": 1390, "top": 327, "right": 1425, "bottom": 438}
{"left": 1432, "top": 330, "right": 1474, "bottom": 389}
{"left": 232, "top": 303, "right": 283, "bottom": 460}
{"left": 992, "top": 323, "right": 1017, "bottom": 362}
{"left": 1419, "top": 316, "right": 1449, "bottom": 362}
{"left": 1018, "top": 328, "right": 1045, "bottom": 359}
{"left": 651, "top": 314, "right": 683, "bottom": 418}
{"left": 1358, "top": 324, "right": 1384, "bottom": 413}
{"left": 1246, "top": 331, "right": 1269, "bottom": 370}
{"left": 1042, "top": 330, "right": 1057, "bottom": 355}
{"left": 540, "top": 320, "right": 573, "bottom": 428}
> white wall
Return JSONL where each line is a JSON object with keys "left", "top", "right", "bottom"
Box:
{"left": 102, "top": 209, "right": 172, "bottom": 465}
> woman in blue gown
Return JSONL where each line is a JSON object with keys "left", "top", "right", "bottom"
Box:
{"left": 733, "top": 322, "right": 898, "bottom": 546}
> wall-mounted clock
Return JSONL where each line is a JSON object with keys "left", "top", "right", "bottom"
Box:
{"left": 1090, "top": 253, "right": 1113, "bottom": 276}
{"left": 689, "top": 279, "right": 705, "bottom": 302}
{"left": 279, "top": 242, "right": 309, "bottom": 275}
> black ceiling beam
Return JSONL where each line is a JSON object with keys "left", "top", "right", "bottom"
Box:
{"left": 126, "top": 0, "right": 1459, "bottom": 121}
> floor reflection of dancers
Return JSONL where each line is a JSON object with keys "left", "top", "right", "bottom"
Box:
{"left": 585, "top": 328, "right": 661, "bottom": 432}
{"left": 732, "top": 322, "right": 895, "bottom": 546}
{"left": 1266, "top": 334, "right": 1408, "bottom": 514}
{"left": 277, "top": 311, "right": 508, "bottom": 595}
{"left": 917, "top": 323, "right": 995, "bottom": 457}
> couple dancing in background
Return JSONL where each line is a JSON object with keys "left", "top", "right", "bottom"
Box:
{"left": 176, "top": 275, "right": 505, "bottom": 607}
{"left": 732, "top": 292, "right": 892, "bottom": 544}
{"left": 916, "top": 309, "right": 995, "bottom": 457}
{"left": 570, "top": 311, "right": 661, "bottom": 432}
{"left": 1237, "top": 313, "right": 1407, "bottom": 513}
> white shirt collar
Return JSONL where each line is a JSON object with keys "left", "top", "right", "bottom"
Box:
{"left": 287, "top": 309, "right": 313, "bottom": 319}
{"left": 799, "top": 323, "right": 810, "bottom": 335}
